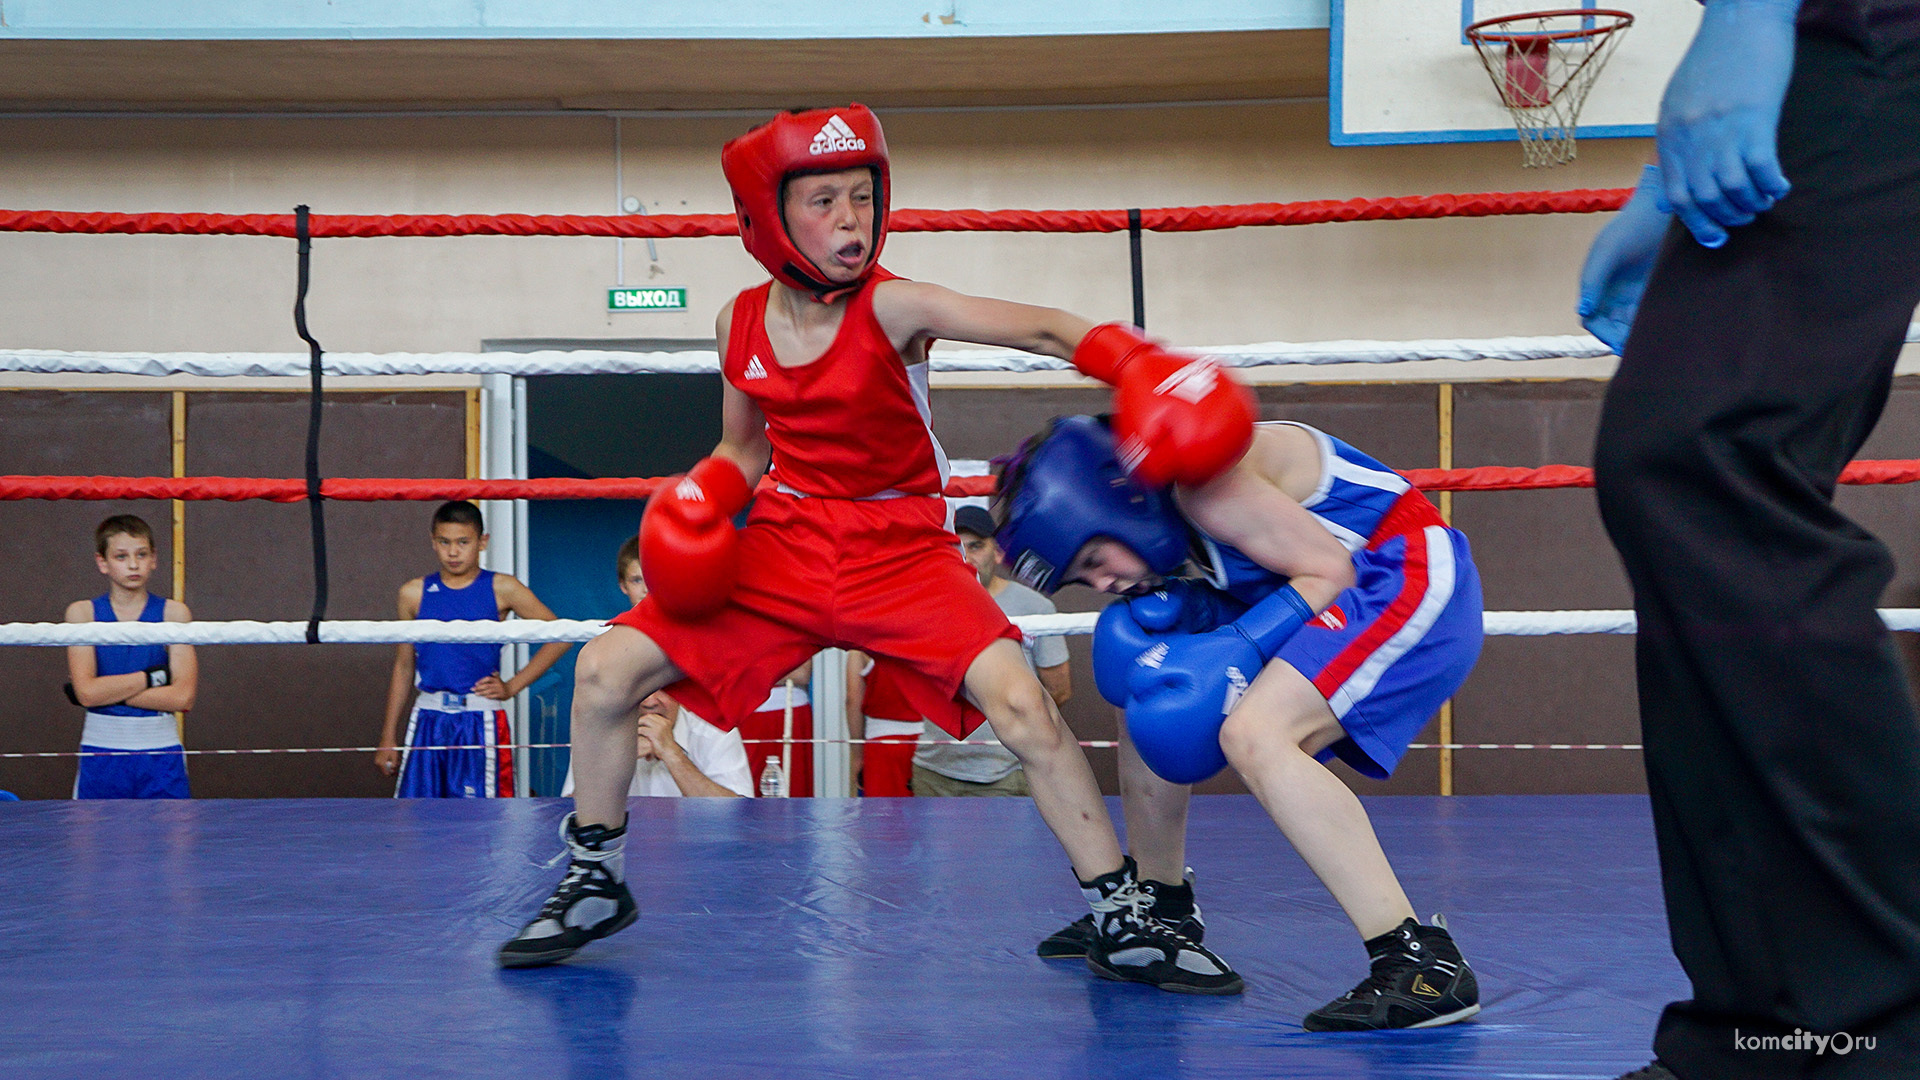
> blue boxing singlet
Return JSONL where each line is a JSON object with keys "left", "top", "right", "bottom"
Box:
{"left": 1184, "top": 421, "right": 1481, "bottom": 781}
{"left": 414, "top": 570, "right": 501, "bottom": 694}
{"left": 90, "top": 593, "right": 169, "bottom": 717}
{"left": 1193, "top": 421, "right": 1444, "bottom": 603}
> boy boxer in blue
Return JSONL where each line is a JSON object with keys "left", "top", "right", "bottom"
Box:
{"left": 377, "top": 501, "right": 572, "bottom": 798}
{"left": 63, "top": 515, "right": 197, "bottom": 799}
{"left": 995, "top": 415, "right": 1485, "bottom": 1030}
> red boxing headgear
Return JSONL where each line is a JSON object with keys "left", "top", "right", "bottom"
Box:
{"left": 721, "top": 104, "right": 891, "bottom": 296}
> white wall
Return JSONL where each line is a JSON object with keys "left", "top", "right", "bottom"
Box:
{"left": 0, "top": 103, "right": 1647, "bottom": 356}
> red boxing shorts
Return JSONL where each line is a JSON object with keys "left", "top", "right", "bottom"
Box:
{"left": 613, "top": 490, "right": 1018, "bottom": 737}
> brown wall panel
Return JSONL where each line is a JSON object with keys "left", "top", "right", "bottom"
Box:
{"left": 1451, "top": 636, "right": 1645, "bottom": 794}
{"left": 16, "top": 372, "right": 1916, "bottom": 801}
{"left": 0, "top": 391, "right": 174, "bottom": 799}
{"left": 183, "top": 392, "right": 465, "bottom": 798}
{"left": 1449, "top": 381, "right": 1640, "bottom": 792}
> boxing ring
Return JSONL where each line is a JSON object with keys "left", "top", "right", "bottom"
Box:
{"left": 5, "top": 191, "right": 1920, "bottom": 1079}
{"left": 2, "top": 794, "right": 1674, "bottom": 1080}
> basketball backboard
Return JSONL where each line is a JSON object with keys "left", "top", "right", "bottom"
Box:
{"left": 1330, "top": 0, "right": 1700, "bottom": 147}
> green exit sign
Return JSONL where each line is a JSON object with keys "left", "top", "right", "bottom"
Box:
{"left": 608, "top": 286, "right": 688, "bottom": 312}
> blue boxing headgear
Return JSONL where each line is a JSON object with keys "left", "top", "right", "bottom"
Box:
{"left": 995, "top": 415, "right": 1189, "bottom": 594}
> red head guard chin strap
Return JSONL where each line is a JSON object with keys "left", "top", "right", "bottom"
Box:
{"left": 720, "top": 104, "right": 891, "bottom": 299}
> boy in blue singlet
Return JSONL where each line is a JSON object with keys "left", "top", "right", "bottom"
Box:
{"left": 995, "top": 415, "right": 1485, "bottom": 1031}
{"left": 376, "top": 501, "right": 572, "bottom": 798}
{"left": 63, "top": 515, "right": 197, "bottom": 799}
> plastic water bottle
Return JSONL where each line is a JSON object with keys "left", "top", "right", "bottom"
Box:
{"left": 758, "top": 757, "right": 786, "bottom": 798}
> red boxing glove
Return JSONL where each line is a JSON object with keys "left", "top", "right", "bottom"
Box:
{"left": 639, "top": 456, "right": 754, "bottom": 620}
{"left": 1071, "top": 323, "right": 1256, "bottom": 488}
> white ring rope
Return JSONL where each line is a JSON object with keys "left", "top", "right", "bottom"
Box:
{"left": 5, "top": 325, "right": 1916, "bottom": 378}
{"left": 0, "top": 341, "right": 1611, "bottom": 378}
{"left": 8, "top": 608, "right": 1920, "bottom": 647}
{"left": 1, "top": 340, "right": 1613, "bottom": 378}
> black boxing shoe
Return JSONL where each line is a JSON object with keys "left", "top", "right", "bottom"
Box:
{"left": 1302, "top": 916, "right": 1480, "bottom": 1031}
{"left": 1142, "top": 869, "right": 1208, "bottom": 942}
{"left": 1037, "top": 914, "right": 1097, "bottom": 959}
{"left": 1038, "top": 867, "right": 1207, "bottom": 958}
{"left": 498, "top": 813, "right": 638, "bottom": 969}
{"left": 1080, "top": 858, "right": 1243, "bottom": 995}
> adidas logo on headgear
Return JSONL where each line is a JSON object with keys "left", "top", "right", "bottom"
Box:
{"left": 809, "top": 115, "right": 866, "bottom": 155}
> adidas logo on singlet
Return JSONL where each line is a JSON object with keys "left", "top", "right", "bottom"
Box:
{"left": 809, "top": 115, "right": 866, "bottom": 155}
{"left": 743, "top": 355, "right": 769, "bottom": 380}
{"left": 426, "top": 583, "right": 440, "bottom": 592}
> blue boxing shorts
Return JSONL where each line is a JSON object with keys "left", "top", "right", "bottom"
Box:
{"left": 1279, "top": 525, "right": 1484, "bottom": 779}
{"left": 397, "top": 692, "right": 515, "bottom": 798}
{"left": 74, "top": 711, "right": 189, "bottom": 799}
{"left": 74, "top": 746, "right": 190, "bottom": 799}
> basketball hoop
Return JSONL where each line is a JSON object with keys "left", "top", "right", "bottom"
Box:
{"left": 1466, "top": 9, "right": 1634, "bottom": 168}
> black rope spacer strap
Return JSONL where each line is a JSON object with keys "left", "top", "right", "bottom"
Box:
{"left": 1127, "top": 208, "right": 1145, "bottom": 331}
{"left": 293, "top": 206, "right": 329, "bottom": 645}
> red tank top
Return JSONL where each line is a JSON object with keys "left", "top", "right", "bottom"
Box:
{"left": 724, "top": 272, "right": 949, "bottom": 499}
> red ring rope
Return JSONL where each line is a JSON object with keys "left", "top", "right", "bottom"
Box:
{"left": 3, "top": 461, "right": 1918, "bottom": 502}
{"left": 0, "top": 189, "right": 1631, "bottom": 240}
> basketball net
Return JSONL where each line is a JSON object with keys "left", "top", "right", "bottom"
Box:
{"left": 1467, "top": 9, "right": 1634, "bottom": 168}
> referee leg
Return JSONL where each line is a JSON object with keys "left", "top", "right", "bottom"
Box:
{"left": 1594, "top": 29, "right": 1920, "bottom": 1075}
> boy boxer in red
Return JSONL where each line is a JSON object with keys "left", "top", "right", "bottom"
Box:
{"left": 498, "top": 105, "right": 1255, "bottom": 995}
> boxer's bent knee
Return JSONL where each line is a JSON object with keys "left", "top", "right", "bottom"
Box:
{"left": 985, "top": 678, "right": 1068, "bottom": 758}
{"left": 575, "top": 625, "right": 675, "bottom": 713}
{"left": 1219, "top": 662, "right": 1340, "bottom": 767}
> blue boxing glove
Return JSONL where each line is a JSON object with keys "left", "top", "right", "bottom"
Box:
{"left": 1578, "top": 165, "right": 1672, "bottom": 354}
{"left": 1092, "top": 601, "right": 1160, "bottom": 708}
{"left": 1093, "top": 582, "right": 1251, "bottom": 707}
{"left": 1124, "top": 584, "right": 1317, "bottom": 784}
{"left": 1655, "top": 0, "right": 1798, "bottom": 248}
{"left": 1129, "top": 579, "right": 1250, "bottom": 635}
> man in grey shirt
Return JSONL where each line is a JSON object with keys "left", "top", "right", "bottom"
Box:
{"left": 913, "top": 506, "right": 1072, "bottom": 796}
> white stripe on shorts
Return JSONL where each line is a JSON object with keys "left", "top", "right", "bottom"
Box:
{"left": 1325, "top": 526, "right": 1458, "bottom": 720}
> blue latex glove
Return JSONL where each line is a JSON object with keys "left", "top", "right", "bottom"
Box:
{"left": 1577, "top": 165, "right": 1672, "bottom": 353}
{"left": 1655, "top": 0, "right": 1799, "bottom": 247}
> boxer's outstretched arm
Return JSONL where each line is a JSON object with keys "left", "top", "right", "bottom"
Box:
{"left": 872, "top": 279, "right": 1255, "bottom": 487}
{"left": 868, "top": 279, "right": 1094, "bottom": 359}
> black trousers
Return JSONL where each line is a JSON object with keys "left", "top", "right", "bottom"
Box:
{"left": 1594, "top": 28, "right": 1920, "bottom": 1080}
